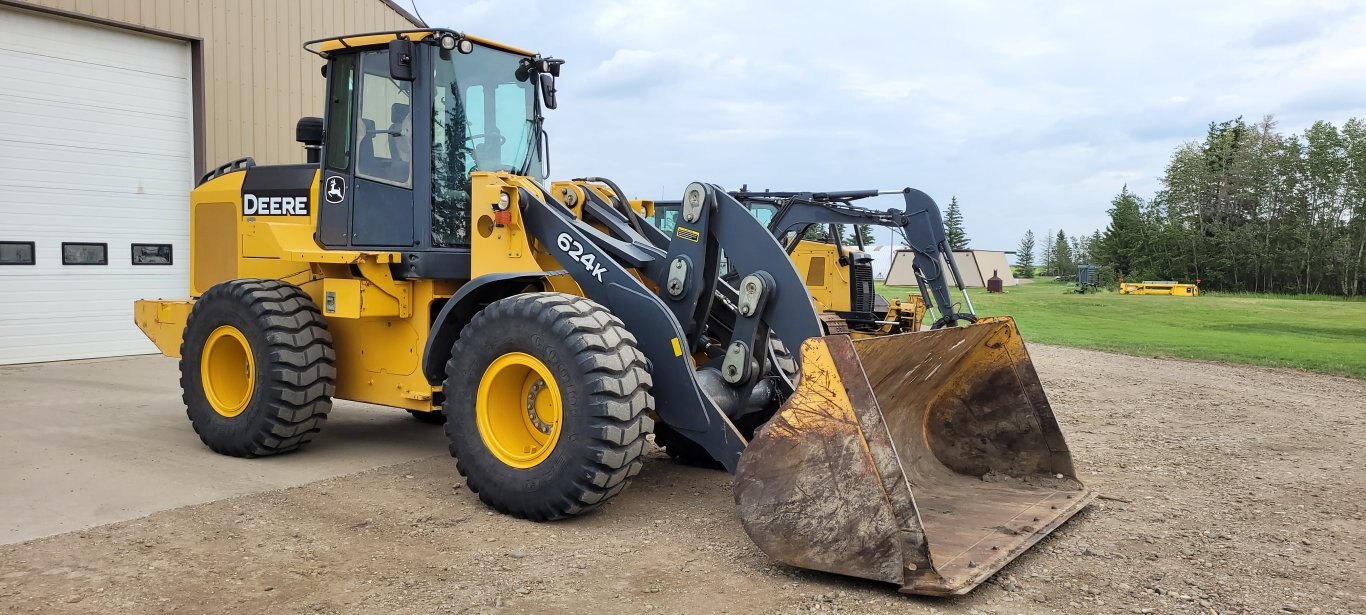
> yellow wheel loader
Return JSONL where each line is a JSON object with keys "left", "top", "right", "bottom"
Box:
{"left": 134, "top": 29, "right": 1091, "bottom": 595}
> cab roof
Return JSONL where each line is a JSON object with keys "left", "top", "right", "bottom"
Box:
{"left": 304, "top": 29, "right": 535, "bottom": 57}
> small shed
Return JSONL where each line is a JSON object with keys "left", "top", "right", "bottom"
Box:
{"left": 885, "top": 249, "right": 1018, "bottom": 288}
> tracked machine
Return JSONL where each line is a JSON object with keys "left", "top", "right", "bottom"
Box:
{"left": 134, "top": 29, "right": 1092, "bottom": 595}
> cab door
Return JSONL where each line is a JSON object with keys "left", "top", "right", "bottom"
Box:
{"left": 319, "top": 49, "right": 416, "bottom": 248}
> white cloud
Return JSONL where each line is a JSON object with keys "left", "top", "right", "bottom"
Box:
{"left": 413, "top": 0, "right": 1366, "bottom": 250}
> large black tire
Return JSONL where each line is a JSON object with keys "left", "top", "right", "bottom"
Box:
{"left": 654, "top": 338, "right": 796, "bottom": 468}
{"left": 180, "top": 279, "right": 335, "bottom": 457}
{"left": 443, "top": 293, "right": 653, "bottom": 520}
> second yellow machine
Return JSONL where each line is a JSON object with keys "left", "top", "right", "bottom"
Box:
{"left": 135, "top": 29, "right": 1091, "bottom": 595}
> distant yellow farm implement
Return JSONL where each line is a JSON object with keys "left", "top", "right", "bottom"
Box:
{"left": 1119, "top": 280, "right": 1199, "bottom": 296}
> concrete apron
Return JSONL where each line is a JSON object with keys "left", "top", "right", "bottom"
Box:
{"left": 0, "top": 355, "right": 446, "bottom": 544}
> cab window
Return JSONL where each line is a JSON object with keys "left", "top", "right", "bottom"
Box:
{"left": 324, "top": 54, "right": 357, "bottom": 171}
{"left": 355, "top": 51, "right": 413, "bottom": 187}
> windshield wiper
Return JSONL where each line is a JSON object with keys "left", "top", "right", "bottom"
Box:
{"left": 517, "top": 117, "right": 545, "bottom": 178}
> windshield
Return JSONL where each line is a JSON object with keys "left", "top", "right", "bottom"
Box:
{"left": 651, "top": 203, "right": 682, "bottom": 233}
{"left": 432, "top": 45, "right": 540, "bottom": 177}
{"left": 748, "top": 202, "right": 777, "bottom": 228}
{"left": 431, "top": 45, "right": 542, "bottom": 247}
{"left": 650, "top": 201, "right": 776, "bottom": 232}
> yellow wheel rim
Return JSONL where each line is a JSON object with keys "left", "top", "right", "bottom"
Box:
{"left": 476, "top": 352, "right": 563, "bottom": 469}
{"left": 201, "top": 325, "right": 255, "bottom": 417}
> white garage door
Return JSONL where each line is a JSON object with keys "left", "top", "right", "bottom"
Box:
{"left": 0, "top": 7, "right": 192, "bottom": 364}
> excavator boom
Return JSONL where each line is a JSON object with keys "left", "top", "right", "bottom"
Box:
{"left": 735, "top": 187, "right": 977, "bottom": 329}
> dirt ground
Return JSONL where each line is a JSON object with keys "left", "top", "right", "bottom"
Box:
{"left": 2, "top": 345, "right": 1363, "bottom": 614}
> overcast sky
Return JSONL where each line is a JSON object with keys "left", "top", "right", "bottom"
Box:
{"left": 413, "top": 0, "right": 1366, "bottom": 250}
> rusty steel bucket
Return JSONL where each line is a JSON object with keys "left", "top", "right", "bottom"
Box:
{"left": 734, "top": 317, "right": 1092, "bottom": 595}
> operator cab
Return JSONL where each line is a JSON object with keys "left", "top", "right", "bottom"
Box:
{"left": 301, "top": 30, "right": 562, "bottom": 279}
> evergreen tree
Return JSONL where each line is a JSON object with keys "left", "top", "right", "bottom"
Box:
{"left": 1053, "top": 229, "right": 1074, "bottom": 277}
{"left": 1015, "top": 230, "right": 1036, "bottom": 278}
{"left": 1040, "top": 228, "right": 1055, "bottom": 276}
{"left": 802, "top": 224, "right": 831, "bottom": 243}
{"left": 944, "top": 196, "right": 969, "bottom": 250}
{"left": 1098, "top": 186, "right": 1145, "bottom": 276}
{"left": 843, "top": 224, "right": 877, "bottom": 247}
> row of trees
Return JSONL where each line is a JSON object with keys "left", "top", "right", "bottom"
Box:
{"left": 1015, "top": 229, "right": 1100, "bottom": 278}
{"left": 802, "top": 223, "right": 876, "bottom": 245}
{"left": 1015, "top": 116, "right": 1366, "bottom": 295}
{"left": 1101, "top": 116, "right": 1366, "bottom": 295}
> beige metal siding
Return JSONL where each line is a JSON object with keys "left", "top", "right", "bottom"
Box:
{"left": 9, "top": 0, "right": 417, "bottom": 172}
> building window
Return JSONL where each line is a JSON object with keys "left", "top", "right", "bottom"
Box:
{"left": 131, "top": 243, "right": 173, "bottom": 265}
{"left": 62, "top": 242, "right": 107, "bottom": 265}
{"left": 0, "top": 241, "right": 35, "bottom": 265}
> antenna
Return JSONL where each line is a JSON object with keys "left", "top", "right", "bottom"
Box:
{"left": 409, "top": 0, "right": 429, "bottom": 27}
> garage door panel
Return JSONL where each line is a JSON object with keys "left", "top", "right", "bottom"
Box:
{"left": 0, "top": 96, "right": 190, "bottom": 156}
{"left": 0, "top": 50, "right": 189, "bottom": 119}
{"left": 0, "top": 134, "right": 192, "bottom": 173}
{"left": 0, "top": 144, "right": 191, "bottom": 197}
{"left": 0, "top": 184, "right": 186, "bottom": 212}
{"left": 0, "top": 46, "right": 190, "bottom": 99}
{"left": 0, "top": 10, "right": 188, "bottom": 79}
{"left": 0, "top": 7, "right": 192, "bottom": 365}
{"left": 0, "top": 270, "right": 187, "bottom": 289}
{"left": 1, "top": 215, "right": 190, "bottom": 238}
{"left": 0, "top": 338, "right": 157, "bottom": 365}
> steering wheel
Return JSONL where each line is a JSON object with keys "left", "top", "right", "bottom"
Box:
{"left": 468, "top": 133, "right": 507, "bottom": 146}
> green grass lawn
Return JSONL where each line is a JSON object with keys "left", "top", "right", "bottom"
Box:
{"left": 877, "top": 278, "right": 1366, "bottom": 378}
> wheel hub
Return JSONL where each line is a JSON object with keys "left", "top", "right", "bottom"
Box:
{"left": 201, "top": 325, "right": 255, "bottom": 417}
{"left": 476, "top": 352, "right": 563, "bottom": 468}
{"left": 526, "top": 379, "right": 553, "bottom": 434}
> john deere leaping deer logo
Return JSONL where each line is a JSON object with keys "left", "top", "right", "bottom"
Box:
{"left": 325, "top": 176, "right": 346, "bottom": 203}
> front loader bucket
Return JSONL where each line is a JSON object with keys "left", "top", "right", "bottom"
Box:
{"left": 734, "top": 317, "right": 1092, "bottom": 595}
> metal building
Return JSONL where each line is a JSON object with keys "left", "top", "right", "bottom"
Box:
{"left": 0, "top": 0, "right": 421, "bottom": 364}
{"left": 885, "top": 249, "right": 1019, "bottom": 289}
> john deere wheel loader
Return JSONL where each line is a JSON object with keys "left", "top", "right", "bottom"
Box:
{"left": 134, "top": 29, "right": 1092, "bottom": 596}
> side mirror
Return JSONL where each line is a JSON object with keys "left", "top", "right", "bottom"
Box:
{"left": 388, "top": 39, "right": 415, "bottom": 82}
{"left": 539, "top": 73, "right": 557, "bottom": 110}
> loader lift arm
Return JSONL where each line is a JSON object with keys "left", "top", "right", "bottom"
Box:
{"left": 734, "top": 188, "right": 978, "bottom": 329}
{"left": 517, "top": 182, "right": 823, "bottom": 472}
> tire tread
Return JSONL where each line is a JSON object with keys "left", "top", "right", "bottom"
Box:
{"left": 444, "top": 292, "right": 653, "bottom": 520}
{"left": 179, "top": 279, "right": 335, "bottom": 457}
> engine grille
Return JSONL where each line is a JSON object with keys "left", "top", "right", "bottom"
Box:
{"left": 851, "top": 260, "right": 876, "bottom": 314}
